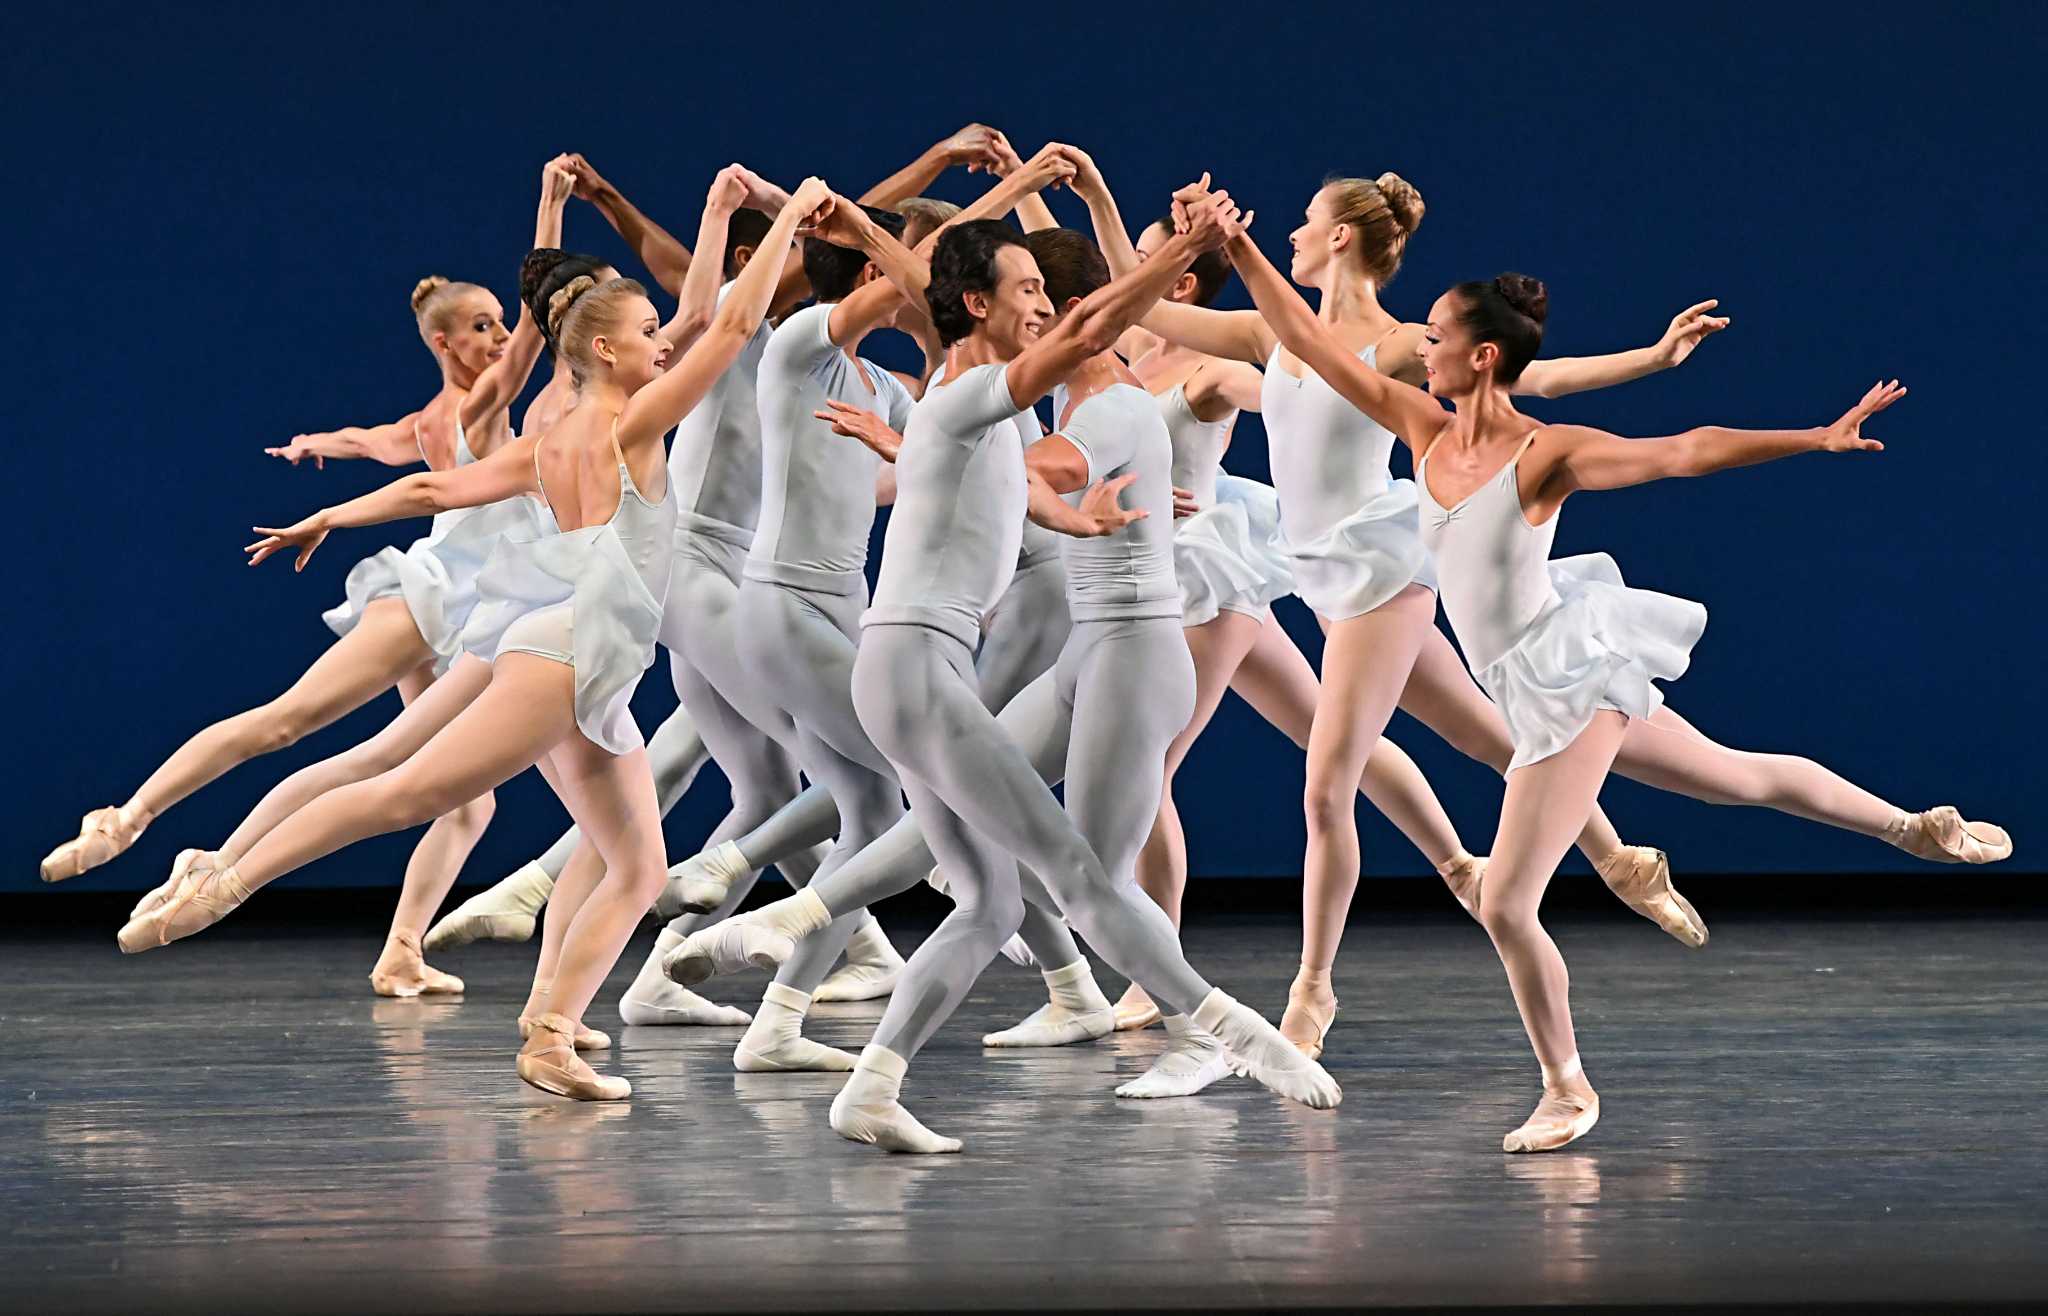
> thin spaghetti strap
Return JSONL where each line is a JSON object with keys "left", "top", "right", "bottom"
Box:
{"left": 1371, "top": 321, "right": 1408, "bottom": 353}
{"left": 608, "top": 414, "right": 629, "bottom": 470}
{"left": 531, "top": 434, "right": 549, "bottom": 498}
{"left": 1511, "top": 427, "right": 1542, "bottom": 463}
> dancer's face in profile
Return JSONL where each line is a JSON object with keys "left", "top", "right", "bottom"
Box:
{"left": 597, "top": 294, "right": 672, "bottom": 392}
{"left": 1288, "top": 188, "right": 1342, "bottom": 286}
{"left": 1419, "top": 291, "right": 1478, "bottom": 396}
{"left": 439, "top": 292, "right": 511, "bottom": 375}
{"left": 973, "top": 244, "right": 1054, "bottom": 357}
{"left": 1135, "top": 222, "right": 1200, "bottom": 305}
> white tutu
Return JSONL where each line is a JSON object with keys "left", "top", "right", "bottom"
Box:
{"left": 1283, "top": 479, "right": 1438, "bottom": 620}
{"left": 459, "top": 526, "right": 665, "bottom": 755}
{"left": 324, "top": 495, "right": 551, "bottom": 673}
{"left": 1175, "top": 475, "right": 1294, "bottom": 627}
{"left": 1472, "top": 553, "right": 1707, "bottom": 772}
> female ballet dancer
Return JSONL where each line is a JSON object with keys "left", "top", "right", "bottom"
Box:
{"left": 41, "top": 161, "right": 567, "bottom": 911}
{"left": 119, "top": 180, "right": 829, "bottom": 1103}
{"left": 1131, "top": 169, "right": 1726, "bottom": 1055}
{"left": 1218, "top": 200, "right": 2011, "bottom": 1150}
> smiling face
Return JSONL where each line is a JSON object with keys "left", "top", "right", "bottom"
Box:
{"left": 436, "top": 290, "right": 510, "bottom": 375}
{"left": 1420, "top": 291, "right": 1487, "bottom": 396}
{"left": 972, "top": 244, "right": 1055, "bottom": 358}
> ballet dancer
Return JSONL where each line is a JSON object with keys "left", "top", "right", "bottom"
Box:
{"left": 677, "top": 181, "right": 1341, "bottom": 1152}
{"left": 41, "top": 162, "right": 568, "bottom": 948}
{"left": 1133, "top": 170, "right": 1727, "bottom": 1055}
{"left": 118, "top": 178, "right": 829, "bottom": 1106}
{"left": 1218, "top": 198, "right": 2010, "bottom": 1150}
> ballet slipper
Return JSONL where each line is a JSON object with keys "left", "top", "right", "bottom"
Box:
{"left": 1502, "top": 1087, "right": 1601, "bottom": 1154}
{"left": 1594, "top": 846, "right": 1708, "bottom": 949}
{"left": 830, "top": 1047, "right": 962, "bottom": 1154}
{"left": 1112, "top": 983, "right": 1163, "bottom": 1032}
{"left": 116, "top": 854, "right": 252, "bottom": 953}
{"left": 515, "top": 1014, "right": 630, "bottom": 1101}
{"left": 1194, "top": 990, "right": 1341, "bottom": 1109}
{"left": 423, "top": 861, "right": 552, "bottom": 950}
{"left": 1278, "top": 976, "right": 1339, "bottom": 1061}
{"left": 981, "top": 1002, "right": 1114, "bottom": 1048}
{"left": 617, "top": 979, "right": 753, "bottom": 1027}
{"left": 733, "top": 988, "right": 855, "bottom": 1071}
{"left": 1115, "top": 1021, "right": 1232, "bottom": 1099}
{"left": 812, "top": 915, "right": 904, "bottom": 1003}
{"left": 655, "top": 841, "right": 752, "bottom": 920}
{"left": 1438, "top": 853, "right": 1487, "bottom": 920}
{"left": 1886, "top": 806, "right": 2013, "bottom": 865}
{"left": 662, "top": 916, "right": 795, "bottom": 987}
{"left": 518, "top": 1013, "right": 610, "bottom": 1051}
{"left": 368, "top": 929, "right": 466, "bottom": 998}
{"left": 42, "top": 804, "right": 149, "bottom": 883}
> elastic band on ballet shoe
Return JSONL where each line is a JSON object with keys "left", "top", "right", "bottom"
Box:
{"left": 518, "top": 1013, "right": 611, "bottom": 1051}
{"left": 1594, "top": 846, "right": 1708, "bottom": 949}
{"left": 1436, "top": 852, "right": 1486, "bottom": 920}
{"left": 42, "top": 803, "right": 150, "bottom": 883}
{"left": 116, "top": 856, "right": 252, "bottom": 953}
{"left": 516, "top": 1014, "right": 630, "bottom": 1101}
{"left": 1885, "top": 807, "right": 2014, "bottom": 865}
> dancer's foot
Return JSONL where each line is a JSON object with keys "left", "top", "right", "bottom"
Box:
{"left": 734, "top": 984, "right": 856, "bottom": 1072}
{"left": 1278, "top": 968, "right": 1339, "bottom": 1060}
{"left": 519, "top": 1014, "right": 610, "bottom": 1051}
{"left": 1113, "top": 982, "right": 1163, "bottom": 1032}
{"left": 812, "top": 912, "right": 903, "bottom": 1003}
{"left": 41, "top": 803, "right": 150, "bottom": 883}
{"left": 1115, "top": 1016, "right": 1232, "bottom": 1099}
{"left": 1886, "top": 806, "right": 2013, "bottom": 865}
{"left": 424, "top": 861, "right": 553, "bottom": 950}
{"left": 1502, "top": 1084, "right": 1601, "bottom": 1153}
{"left": 983, "top": 961, "right": 1114, "bottom": 1047}
{"left": 663, "top": 917, "right": 795, "bottom": 988}
{"left": 1595, "top": 846, "right": 1706, "bottom": 948}
{"left": 829, "top": 1045, "right": 962, "bottom": 1154}
{"left": 618, "top": 929, "right": 752, "bottom": 1026}
{"left": 656, "top": 840, "right": 753, "bottom": 919}
{"left": 1438, "top": 852, "right": 1486, "bottom": 920}
{"left": 368, "top": 928, "right": 466, "bottom": 998}
{"left": 515, "top": 1014, "right": 630, "bottom": 1101}
{"left": 1193, "top": 989, "right": 1342, "bottom": 1109}
{"left": 116, "top": 851, "right": 251, "bottom": 952}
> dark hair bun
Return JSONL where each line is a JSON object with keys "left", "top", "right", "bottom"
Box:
{"left": 1494, "top": 272, "right": 1549, "bottom": 325}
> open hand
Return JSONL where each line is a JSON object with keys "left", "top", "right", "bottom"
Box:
{"left": 265, "top": 437, "right": 324, "bottom": 470}
{"left": 246, "top": 516, "right": 330, "bottom": 572}
{"left": 814, "top": 400, "right": 903, "bottom": 462}
{"left": 1656, "top": 299, "right": 1731, "bottom": 368}
{"left": 1819, "top": 379, "right": 1904, "bottom": 452}
{"left": 1172, "top": 486, "right": 1202, "bottom": 518}
{"left": 1076, "top": 473, "right": 1147, "bottom": 535}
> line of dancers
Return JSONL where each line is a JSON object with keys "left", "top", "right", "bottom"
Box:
{"left": 42, "top": 127, "right": 2012, "bottom": 1155}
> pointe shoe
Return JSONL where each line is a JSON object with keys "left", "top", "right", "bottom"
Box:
{"left": 661, "top": 916, "right": 794, "bottom": 988}
{"left": 1595, "top": 846, "right": 1707, "bottom": 949}
{"left": 655, "top": 841, "right": 752, "bottom": 919}
{"left": 1502, "top": 1088, "right": 1601, "bottom": 1153}
{"left": 519, "top": 1014, "right": 611, "bottom": 1051}
{"left": 1887, "top": 807, "right": 2014, "bottom": 865}
{"left": 1278, "top": 983, "right": 1338, "bottom": 1061}
{"left": 516, "top": 1014, "right": 630, "bottom": 1101}
{"left": 1113, "top": 985, "right": 1162, "bottom": 1032}
{"left": 42, "top": 804, "right": 148, "bottom": 883}
{"left": 129, "top": 848, "right": 206, "bottom": 921}
{"left": 1440, "top": 854, "right": 1487, "bottom": 920}
{"left": 368, "top": 929, "right": 466, "bottom": 998}
{"left": 116, "top": 854, "right": 252, "bottom": 952}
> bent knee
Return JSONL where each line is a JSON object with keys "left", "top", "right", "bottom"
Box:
{"left": 1302, "top": 778, "right": 1357, "bottom": 834}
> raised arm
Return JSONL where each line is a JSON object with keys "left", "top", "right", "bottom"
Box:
{"left": 617, "top": 178, "right": 828, "bottom": 453}
{"left": 570, "top": 154, "right": 691, "bottom": 298}
{"left": 1184, "top": 358, "right": 1265, "bottom": 418}
{"left": 984, "top": 133, "right": 1062, "bottom": 233}
{"left": 1059, "top": 145, "right": 1140, "bottom": 276}
{"left": 1224, "top": 207, "right": 1445, "bottom": 447}
{"left": 661, "top": 165, "right": 749, "bottom": 353}
{"left": 1516, "top": 299, "right": 1730, "bottom": 399}
{"left": 266, "top": 412, "right": 423, "bottom": 468}
{"left": 1002, "top": 194, "right": 1231, "bottom": 410}
{"left": 857, "top": 123, "right": 1004, "bottom": 207}
{"left": 1538, "top": 380, "right": 1900, "bottom": 500}
{"left": 246, "top": 434, "right": 542, "bottom": 572}
{"left": 456, "top": 160, "right": 573, "bottom": 435}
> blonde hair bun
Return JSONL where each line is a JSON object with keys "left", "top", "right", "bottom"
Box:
{"left": 546, "top": 275, "right": 599, "bottom": 342}
{"left": 1374, "top": 173, "right": 1425, "bottom": 237}
{"left": 410, "top": 275, "right": 451, "bottom": 315}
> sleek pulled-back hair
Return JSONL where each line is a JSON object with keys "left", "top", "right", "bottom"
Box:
{"left": 521, "top": 248, "right": 609, "bottom": 348}
{"left": 1450, "top": 273, "right": 1549, "bottom": 383}
{"left": 1321, "top": 173, "right": 1425, "bottom": 285}
{"left": 925, "top": 220, "right": 1029, "bottom": 348}
{"left": 1145, "top": 217, "right": 1230, "bottom": 306}
{"left": 1024, "top": 228, "right": 1110, "bottom": 310}
{"left": 547, "top": 275, "right": 650, "bottom": 385}
{"left": 802, "top": 206, "right": 907, "bottom": 303}
{"left": 410, "top": 276, "right": 488, "bottom": 341}
{"left": 724, "top": 209, "right": 773, "bottom": 278}
{"left": 898, "top": 197, "right": 961, "bottom": 248}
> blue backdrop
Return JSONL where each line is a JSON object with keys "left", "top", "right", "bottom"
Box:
{"left": 8, "top": 3, "right": 2040, "bottom": 893}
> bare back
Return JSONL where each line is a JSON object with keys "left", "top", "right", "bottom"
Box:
{"left": 534, "top": 407, "right": 670, "bottom": 533}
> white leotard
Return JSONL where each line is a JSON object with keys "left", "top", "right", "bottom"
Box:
{"left": 1416, "top": 432, "right": 1705, "bottom": 770}
{"left": 1159, "top": 384, "right": 1291, "bottom": 627}
{"left": 1161, "top": 383, "right": 1233, "bottom": 508}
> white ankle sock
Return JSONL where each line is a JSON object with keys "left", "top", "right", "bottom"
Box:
{"left": 830, "top": 1045, "right": 961, "bottom": 1153}
{"left": 764, "top": 888, "right": 833, "bottom": 940}
{"left": 1044, "top": 959, "right": 1112, "bottom": 1013}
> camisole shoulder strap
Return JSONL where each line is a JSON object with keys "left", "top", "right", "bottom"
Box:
{"left": 530, "top": 433, "right": 549, "bottom": 501}
{"left": 1510, "top": 427, "right": 1542, "bottom": 464}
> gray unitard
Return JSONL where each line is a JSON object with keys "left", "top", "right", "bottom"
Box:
{"left": 847, "top": 365, "right": 1211, "bottom": 1060}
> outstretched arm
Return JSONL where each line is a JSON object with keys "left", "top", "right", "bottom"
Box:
{"left": 984, "top": 132, "right": 1061, "bottom": 233}
{"left": 247, "top": 434, "right": 542, "bottom": 572}
{"left": 1224, "top": 206, "right": 1446, "bottom": 447}
{"left": 1541, "top": 380, "right": 1901, "bottom": 498}
{"left": 266, "top": 412, "right": 423, "bottom": 468}
{"left": 617, "top": 178, "right": 828, "bottom": 453}
{"left": 857, "top": 123, "right": 1005, "bottom": 207}
{"left": 662, "top": 165, "right": 750, "bottom": 353}
{"left": 1060, "top": 144, "right": 1140, "bottom": 276}
{"left": 457, "top": 159, "right": 574, "bottom": 436}
{"left": 1516, "top": 299, "right": 1730, "bottom": 399}
{"left": 570, "top": 154, "right": 691, "bottom": 298}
